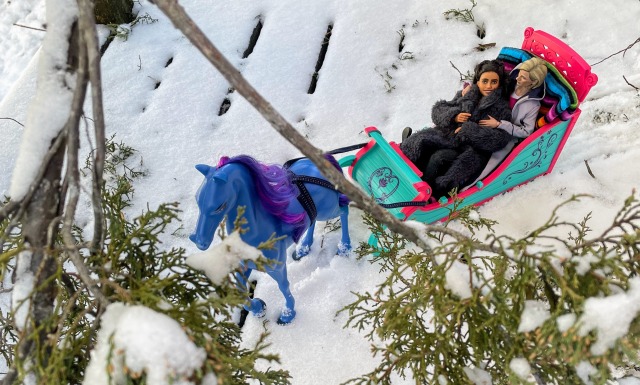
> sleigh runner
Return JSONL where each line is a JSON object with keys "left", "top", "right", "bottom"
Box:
{"left": 339, "top": 27, "right": 598, "bottom": 224}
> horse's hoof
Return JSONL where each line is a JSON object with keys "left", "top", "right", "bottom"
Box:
{"left": 244, "top": 298, "right": 266, "bottom": 318}
{"left": 276, "top": 308, "right": 296, "bottom": 325}
{"left": 292, "top": 245, "right": 310, "bottom": 261}
{"left": 336, "top": 241, "right": 352, "bottom": 257}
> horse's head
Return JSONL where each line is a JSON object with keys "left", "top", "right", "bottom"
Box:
{"left": 189, "top": 163, "right": 234, "bottom": 250}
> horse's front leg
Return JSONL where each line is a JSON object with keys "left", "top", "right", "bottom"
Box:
{"left": 236, "top": 262, "right": 266, "bottom": 318}
{"left": 292, "top": 222, "right": 315, "bottom": 261}
{"left": 336, "top": 205, "right": 352, "bottom": 257}
{"left": 264, "top": 248, "right": 296, "bottom": 325}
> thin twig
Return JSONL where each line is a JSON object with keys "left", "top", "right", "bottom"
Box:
{"left": 0, "top": 200, "right": 20, "bottom": 224}
{"left": 584, "top": 159, "right": 596, "bottom": 179}
{"left": 591, "top": 37, "right": 640, "bottom": 66}
{"left": 449, "top": 60, "right": 467, "bottom": 81}
{"left": 0, "top": 117, "right": 24, "bottom": 127}
{"left": 623, "top": 75, "right": 640, "bottom": 91}
{"left": 12, "top": 23, "right": 46, "bottom": 32}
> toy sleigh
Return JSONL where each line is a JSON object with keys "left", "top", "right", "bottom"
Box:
{"left": 338, "top": 27, "right": 598, "bottom": 225}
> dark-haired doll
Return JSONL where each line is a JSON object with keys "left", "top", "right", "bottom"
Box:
{"left": 400, "top": 60, "right": 513, "bottom": 197}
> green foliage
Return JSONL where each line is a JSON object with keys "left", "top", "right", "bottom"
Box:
{"left": 0, "top": 137, "right": 290, "bottom": 384}
{"left": 377, "top": 69, "right": 396, "bottom": 94}
{"left": 443, "top": 0, "right": 478, "bottom": 23}
{"left": 342, "top": 194, "right": 640, "bottom": 384}
{"left": 591, "top": 108, "right": 619, "bottom": 124}
{"left": 443, "top": 0, "right": 486, "bottom": 39}
{"left": 0, "top": 196, "right": 19, "bottom": 371}
{"left": 106, "top": 12, "right": 159, "bottom": 41}
{"left": 95, "top": 0, "right": 134, "bottom": 25}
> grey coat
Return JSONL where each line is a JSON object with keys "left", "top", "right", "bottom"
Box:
{"left": 497, "top": 62, "right": 547, "bottom": 138}
{"left": 466, "top": 68, "right": 546, "bottom": 187}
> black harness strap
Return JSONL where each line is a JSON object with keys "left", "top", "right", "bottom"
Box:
{"left": 283, "top": 142, "right": 368, "bottom": 169}
{"left": 288, "top": 166, "right": 429, "bottom": 217}
{"left": 378, "top": 200, "right": 429, "bottom": 209}
{"left": 289, "top": 174, "right": 339, "bottom": 224}
{"left": 290, "top": 175, "right": 335, "bottom": 190}
{"left": 291, "top": 177, "right": 318, "bottom": 224}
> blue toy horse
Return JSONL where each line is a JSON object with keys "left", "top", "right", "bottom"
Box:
{"left": 189, "top": 154, "right": 351, "bottom": 324}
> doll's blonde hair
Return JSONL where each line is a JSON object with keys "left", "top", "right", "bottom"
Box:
{"left": 519, "top": 57, "right": 548, "bottom": 89}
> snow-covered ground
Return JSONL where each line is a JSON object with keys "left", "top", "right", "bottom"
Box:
{"left": 2, "top": 0, "right": 640, "bottom": 383}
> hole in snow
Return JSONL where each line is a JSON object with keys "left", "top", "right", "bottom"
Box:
{"left": 218, "top": 88, "right": 235, "bottom": 116}
{"left": 242, "top": 17, "right": 264, "bottom": 59}
{"left": 308, "top": 24, "right": 334, "bottom": 94}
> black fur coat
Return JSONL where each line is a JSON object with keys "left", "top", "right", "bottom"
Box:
{"left": 400, "top": 84, "right": 512, "bottom": 196}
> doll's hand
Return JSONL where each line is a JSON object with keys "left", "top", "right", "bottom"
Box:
{"left": 479, "top": 115, "right": 499, "bottom": 128}
{"left": 461, "top": 83, "right": 471, "bottom": 96}
{"left": 455, "top": 113, "right": 471, "bottom": 123}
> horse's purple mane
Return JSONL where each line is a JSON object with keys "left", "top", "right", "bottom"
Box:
{"left": 218, "top": 155, "right": 306, "bottom": 236}
{"left": 217, "top": 154, "right": 347, "bottom": 241}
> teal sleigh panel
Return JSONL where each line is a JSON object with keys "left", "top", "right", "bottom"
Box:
{"left": 407, "top": 115, "right": 577, "bottom": 224}
{"left": 348, "top": 127, "right": 431, "bottom": 220}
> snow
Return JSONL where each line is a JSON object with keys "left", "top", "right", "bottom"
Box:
{"left": 83, "top": 303, "right": 208, "bottom": 385}
{"left": 579, "top": 277, "right": 640, "bottom": 356}
{"left": 186, "top": 230, "right": 263, "bottom": 285}
{"left": 556, "top": 312, "right": 577, "bottom": 332}
{"left": 509, "top": 357, "right": 532, "bottom": 380}
{"left": 518, "top": 300, "right": 551, "bottom": 333}
{"left": 8, "top": 0, "right": 79, "bottom": 200}
{"left": 463, "top": 366, "right": 493, "bottom": 385}
{"left": 11, "top": 249, "right": 34, "bottom": 332}
{"left": 2, "top": 0, "right": 640, "bottom": 383}
{"left": 577, "top": 361, "right": 598, "bottom": 385}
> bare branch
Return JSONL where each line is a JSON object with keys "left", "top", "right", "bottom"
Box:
{"left": 591, "top": 37, "right": 640, "bottom": 66}
{"left": 623, "top": 75, "right": 640, "bottom": 91}
{"left": 0, "top": 117, "right": 24, "bottom": 127}
{"left": 1, "top": 132, "right": 66, "bottom": 243}
{"left": 60, "top": 8, "right": 110, "bottom": 310}
{"left": 78, "top": 0, "right": 107, "bottom": 253}
{"left": 12, "top": 23, "right": 46, "bottom": 32}
{"left": 150, "top": 0, "right": 490, "bottom": 257}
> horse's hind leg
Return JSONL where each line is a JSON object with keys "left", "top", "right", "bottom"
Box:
{"left": 293, "top": 222, "right": 315, "bottom": 261}
{"left": 336, "top": 205, "right": 352, "bottom": 257}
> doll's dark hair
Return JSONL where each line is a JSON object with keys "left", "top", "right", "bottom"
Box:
{"left": 472, "top": 59, "right": 509, "bottom": 98}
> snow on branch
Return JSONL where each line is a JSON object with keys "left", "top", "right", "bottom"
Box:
{"left": 186, "top": 230, "right": 262, "bottom": 285}
{"left": 83, "top": 303, "right": 209, "bottom": 385}
{"left": 9, "top": 0, "right": 79, "bottom": 200}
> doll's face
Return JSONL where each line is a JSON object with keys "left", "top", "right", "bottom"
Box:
{"left": 476, "top": 71, "right": 500, "bottom": 97}
{"left": 516, "top": 70, "right": 533, "bottom": 88}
